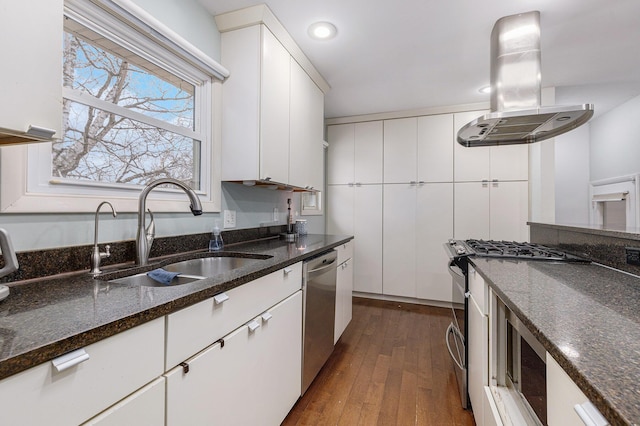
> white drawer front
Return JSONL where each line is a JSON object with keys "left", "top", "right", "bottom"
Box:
{"left": 0, "top": 317, "right": 164, "bottom": 426}
{"left": 82, "top": 377, "right": 165, "bottom": 425}
{"left": 166, "top": 262, "right": 302, "bottom": 369}
{"left": 336, "top": 241, "right": 353, "bottom": 264}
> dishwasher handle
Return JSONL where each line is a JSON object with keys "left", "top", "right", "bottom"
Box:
{"left": 306, "top": 258, "right": 337, "bottom": 279}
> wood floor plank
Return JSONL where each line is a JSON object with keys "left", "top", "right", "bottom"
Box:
{"left": 283, "top": 297, "right": 475, "bottom": 426}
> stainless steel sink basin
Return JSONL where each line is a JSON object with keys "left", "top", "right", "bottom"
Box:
{"left": 163, "top": 255, "right": 264, "bottom": 277}
{"left": 109, "top": 273, "right": 206, "bottom": 287}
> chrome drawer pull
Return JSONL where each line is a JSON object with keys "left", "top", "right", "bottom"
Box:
{"left": 248, "top": 320, "right": 261, "bottom": 333}
{"left": 52, "top": 348, "right": 90, "bottom": 372}
{"left": 214, "top": 293, "right": 229, "bottom": 305}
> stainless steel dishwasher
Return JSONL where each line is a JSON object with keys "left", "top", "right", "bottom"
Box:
{"left": 301, "top": 249, "right": 338, "bottom": 394}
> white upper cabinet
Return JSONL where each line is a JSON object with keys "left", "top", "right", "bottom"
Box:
{"left": 290, "top": 58, "right": 324, "bottom": 190}
{"left": 327, "top": 121, "right": 383, "bottom": 185}
{"left": 219, "top": 9, "right": 328, "bottom": 189}
{"left": 0, "top": 0, "right": 63, "bottom": 144}
{"left": 384, "top": 117, "right": 418, "bottom": 183}
{"left": 454, "top": 110, "right": 529, "bottom": 182}
{"left": 260, "top": 27, "right": 291, "bottom": 185}
{"left": 417, "top": 114, "right": 454, "bottom": 183}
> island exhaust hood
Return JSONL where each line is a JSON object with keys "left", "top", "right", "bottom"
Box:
{"left": 457, "top": 11, "right": 594, "bottom": 147}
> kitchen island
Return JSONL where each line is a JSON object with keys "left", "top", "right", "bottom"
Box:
{"left": 470, "top": 256, "right": 640, "bottom": 426}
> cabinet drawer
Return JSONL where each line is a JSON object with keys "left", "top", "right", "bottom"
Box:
{"left": 82, "top": 377, "right": 165, "bottom": 425}
{"left": 0, "top": 317, "right": 164, "bottom": 425}
{"left": 166, "top": 262, "right": 302, "bottom": 369}
{"left": 336, "top": 240, "right": 353, "bottom": 264}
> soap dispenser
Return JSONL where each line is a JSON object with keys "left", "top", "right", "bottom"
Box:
{"left": 209, "top": 223, "right": 224, "bottom": 251}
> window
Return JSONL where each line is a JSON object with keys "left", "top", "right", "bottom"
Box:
{"left": 0, "top": 0, "right": 226, "bottom": 213}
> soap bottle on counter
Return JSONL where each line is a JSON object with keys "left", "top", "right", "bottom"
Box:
{"left": 209, "top": 225, "right": 224, "bottom": 251}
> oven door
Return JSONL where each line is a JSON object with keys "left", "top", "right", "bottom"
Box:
{"left": 447, "top": 259, "right": 469, "bottom": 409}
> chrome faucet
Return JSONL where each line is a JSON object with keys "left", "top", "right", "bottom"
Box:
{"left": 0, "top": 228, "right": 18, "bottom": 279}
{"left": 136, "top": 178, "right": 203, "bottom": 265}
{"left": 91, "top": 201, "right": 117, "bottom": 276}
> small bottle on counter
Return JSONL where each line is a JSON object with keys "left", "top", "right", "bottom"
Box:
{"left": 209, "top": 225, "right": 224, "bottom": 251}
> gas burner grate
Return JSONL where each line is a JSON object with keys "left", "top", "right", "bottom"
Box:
{"left": 463, "top": 240, "right": 587, "bottom": 261}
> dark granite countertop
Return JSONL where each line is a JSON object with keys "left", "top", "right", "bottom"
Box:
{"left": 0, "top": 234, "right": 352, "bottom": 381}
{"left": 470, "top": 257, "right": 640, "bottom": 426}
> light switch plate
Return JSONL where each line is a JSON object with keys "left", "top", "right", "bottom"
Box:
{"left": 223, "top": 210, "right": 236, "bottom": 228}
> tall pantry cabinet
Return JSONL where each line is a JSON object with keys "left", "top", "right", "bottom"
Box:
{"left": 382, "top": 116, "right": 454, "bottom": 301}
{"left": 327, "top": 109, "right": 529, "bottom": 303}
{"left": 326, "top": 122, "right": 383, "bottom": 294}
{"left": 453, "top": 111, "right": 529, "bottom": 242}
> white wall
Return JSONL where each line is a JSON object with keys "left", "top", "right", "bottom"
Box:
{"left": 590, "top": 94, "right": 640, "bottom": 181}
{"left": 554, "top": 125, "right": 590, "bottom": 224}
{"left": 131, "top": 0, "right": 221, "bottom": 60}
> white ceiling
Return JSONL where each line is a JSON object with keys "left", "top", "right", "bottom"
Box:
{"left": 197, "top": 0, "right": 640, "bottom": 119}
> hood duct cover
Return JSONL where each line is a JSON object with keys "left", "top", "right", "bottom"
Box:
{"left": 457, "top": 11, "right": 593, "bottom": 147}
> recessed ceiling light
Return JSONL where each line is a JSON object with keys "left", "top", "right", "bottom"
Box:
{"left": 308, "top": 22, "right": 337, "bottom": 40}
{"left": 479, "top": 85, "right": 491, "bottom": 94}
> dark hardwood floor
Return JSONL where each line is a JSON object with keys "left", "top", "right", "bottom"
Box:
{"left": 282, "top": 297, "right": 476, "bottom": 426}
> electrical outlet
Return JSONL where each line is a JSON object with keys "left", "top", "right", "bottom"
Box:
{"left": 223, "top": 210, "right": 236, "bottom": 228}
{"left": 625, "top": 247, "right": 640, "bottom": 266}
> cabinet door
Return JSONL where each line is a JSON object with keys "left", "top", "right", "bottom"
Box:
{"left": 354, "top": 185, "right": 383, "bottom": 294}
{"left": 416, "top": 182, "right": 453, "bottom": 302}
{"left": 383, "top": 183, "right": 417, "bottom": 297}
{"left": 454, "top": 111, "right": 491, "bottom": 182}
{"left": 290, "top": 58, "right": 324, "bottom": 190}
{"left": 165, "top": 292, "right": 302, "bottom": 426}
{"left": 81, "top": 377, "right": 165, "bottom": 426}
{"left": 490, "top": 144, "right": 529, "bottom": 181}
{"left": 327, "top": 124, "right": 354, "bottom": 185}
{"left": 417, "top": 114, "right": 454, "bottom": 183}
{"left": 384, "top": 117, "right": 417, "bottom": 183}
{"left": 483, "top": 386, "right": 504, "bottom": 426}
{"left": 547, "top": 353, "right": 606, "bottom": 426}
{"left": 0, "top": 0, "right": 63, "bottom": 137}
{"left": 326, "top": 184, "right": 354, "bottom": 235}
{"left": 454, "top": 182, "right": 490, "bottom": 240}
{"left": 260, "top": 27, "right": 290, "bottom": 184}
{"left": 468, "top": 296, "right": 489, "bottom": 422}
{"left": 489, "top": 181, "right": 529, "bottom": 242}
{"left": 335, "top": 257, "right": 353, "bottom": 344}
{"left": 355, "top": 121, "right": 384, "bottom": 184}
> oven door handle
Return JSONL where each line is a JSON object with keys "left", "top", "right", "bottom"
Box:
{"left": 445, "top": 322, "right": 465, "bottom": 371}
{"left": 448, "top": 261, "right": 465, "bottom": 280}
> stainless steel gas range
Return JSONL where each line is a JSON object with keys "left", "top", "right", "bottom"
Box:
{"left": 442, "top": 239, "right": 589, "bottom": 412}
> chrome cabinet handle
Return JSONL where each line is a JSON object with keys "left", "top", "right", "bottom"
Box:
{"left": 283, "top": 267, "right": 293, "bottom": 275}
{"left": 248, "top": 320, "right": 260, "bottom": 333}
{"left": 445, "top": 323, "right": 465, "bottom": 371}
{"left": 261, "top": 312, "right": 273, "bottom": 323}
{"left": 52, "top": 348, "right": 90, "bottom": 372}
{"left": 214, "top": 293, "right": 229, "bottom": 305}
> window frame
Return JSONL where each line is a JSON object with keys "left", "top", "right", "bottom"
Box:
{"left": 0, "top": 0, "right": 225, "bottom": 213}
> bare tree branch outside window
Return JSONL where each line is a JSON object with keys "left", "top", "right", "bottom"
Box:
{"left": 55, "top": 27, "right": 200, "bottom": 189}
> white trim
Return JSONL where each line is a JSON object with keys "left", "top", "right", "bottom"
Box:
{"left": 589, "top": 174, "right": 639, "bottom": 229}
{"left": 86, "top": 0, "right": 229, "bottom": 80}
{"left": 0, "top": 0, "right": 221, "bottom": 213}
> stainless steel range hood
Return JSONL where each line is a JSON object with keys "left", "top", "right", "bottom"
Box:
{"left": 457, "top": 11, "right": 593, "bottom": 147}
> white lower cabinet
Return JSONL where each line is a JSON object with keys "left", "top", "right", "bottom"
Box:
{"left": 335, "top": 241, "right": 354, "bottom": 343}
{"left": 327, "top": 184, "right": 383, "bottom": 294}
{"left": 547, "top": 354, "right": 608, "bottom": 426}
{"left": 165, "top": 291, "right": 303, "bottom": 425}
{"left": 468, "top": 294, "right": 489, "bottom": 423}
{"left": 383, "top": 182, "right": 453, "bottom": 300}
{"left": 82, "top": 377, "right": 165, "bottom": 426}
{"left": 0, "top": 317, "right": 164, "bottom": 425}
{"left": 454, "top": 180, "right": 529, "bottom": 242}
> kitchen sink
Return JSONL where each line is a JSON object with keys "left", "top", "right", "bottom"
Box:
{"left": 109, "top": 272, "right": 206, "bottom": 287}
{"left": 108, "top": 253, "right": 271, "bottom": 287}
{"left": 163, "top": 255, "right": 267, "bottom": 277}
